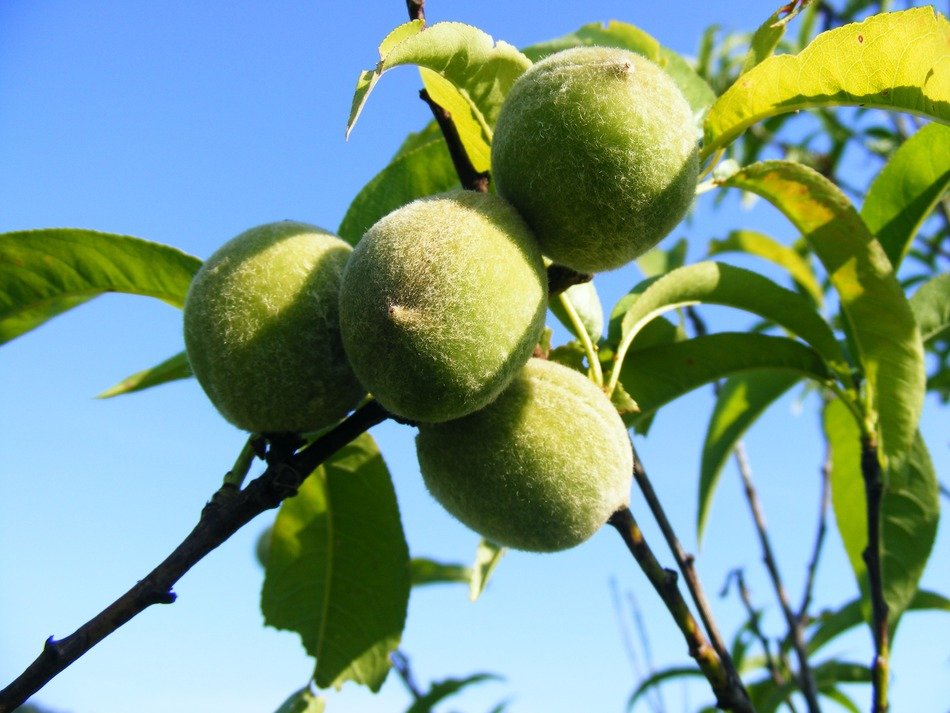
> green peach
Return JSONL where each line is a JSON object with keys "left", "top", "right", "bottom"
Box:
{"left": 183, "top": 221, "right": 365, "bottom": 434}
{"left": 416, "top": 358, "right": 633, "bottom": 552}
{"left": 338, "top": 190, "right": 547, "bottom": 423}
{"left": 491, "top": 46, "right": 700, "bottom": 273}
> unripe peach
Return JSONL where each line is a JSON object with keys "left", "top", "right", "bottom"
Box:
{"left": 491, "top": 47, "right": 699, "bottom": 273}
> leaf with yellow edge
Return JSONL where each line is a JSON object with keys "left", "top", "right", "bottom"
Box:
{"left": 346, "top": 21, "right": 531, "bottom": 171}
{"left": 722, "top": 161, "right": 925, "bottom": 463}
{"left": 703, "top": 7, "right": 950, "bottom": 158}
{"left": 707, "top": 229, "right": 824, "bottom": 306}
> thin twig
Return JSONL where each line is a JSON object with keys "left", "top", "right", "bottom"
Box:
{"left": 860, "top": 436, "right": 890, "bottom": 713}
{"left": 725, "top": 569, "right": 786, "bottom": 688}
{"left": 630, "top": 449, "right": 737, "bottom": 677}
{"left": 733, "top": 442, "right": 821, "bottom": 713}
{"left": 628, "top": 588, "right": 668, "bottom": 713}
{"left": 797, "top": 447, "right": 831, "bottom": 622}
{"left": 0, "top": 401, "right": 390, "bottom": 713}
{"left": 608, "top": 507, "right": 754, "bottom": 712}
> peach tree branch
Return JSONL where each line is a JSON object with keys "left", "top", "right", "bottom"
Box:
{"left": 0, "top": 400, "right": 390, "bottom": 713}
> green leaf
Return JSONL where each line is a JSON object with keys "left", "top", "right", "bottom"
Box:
{"left": 808, "top": 589, "right": 950, "bottom": 655}
{"left": 703, "top": 7, "right": 950, "bottom": 157}
{"left": 522, "top": 22, "right": 715, "bottom": 125}
{"left": 549, "top": 280, "right": 604, "bottom": 343}
{"left": 910, "top": 272, "right": 950, "bottom": 343}
{"left": 469, "top": 539, "right": 505, "bottom": 602}
{"left": 261, "top": 433, "right": 410, "bottom": 692}
{"left": 274, "top": 687, "right": 326, "bottom": 713}
{"left": 97, "top": 350, "right": 192, "bottom": 398}
{"left": 609, "top": 261, "right": 847, "bottom": 391}
{"left": 338, "top": 138, "right": 458, "bottom": 245}
{"left": 626, "top": 666, "right": 704, "bottom": 711}
{"left": 619, "top": 333, "right": 831, "bottom": 427}
{"left": 636, "top": 237, "right": 689, "bottom": 279}
{"left": 405, "top": 673, "right": 502, "bottom": 713}
{"left": 697, "top": 371, "right": 801, "bottom": 540}
{"left": 723, "top": 160, "right": 925, "bottom": 463}
{"left": 823, "top": 397, "right": 940, "bottom": 628}
{"left": 0, "top": 228, "right": 201, "bottom": 344}
{"left": 862, "top": 122, "right": 950, "bottom": 268}
{"left": 706, "top": 229, "right": 824, "bottom": 306}
{"left": 346, "top": 21, "right": 531, "bottom": 170}
{"left": 748, "top": 660, "right": 871, "bottom": 713}
{"left": 410, "top": 557, "right": 471, "bottom": 587}
{"left": 740, "top": 4, "right": 802, "bottom": 74}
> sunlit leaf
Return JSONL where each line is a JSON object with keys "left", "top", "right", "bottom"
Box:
{"left": 703, "top": 8, "right": 950, "bottom": 157}
{"left": 97, "top": 350, "right": 192, "bottom": 398}
{"left": 723, "top": 161, "right": 925, "bottom": 462}
{"left": 823, "top": 398, "right": 940, "bottom": 627}
{"left": 619, "top": 333, "right": 831, "bottom": 428}
{"left": 338, "top": 138, "right": 458, "bottom": 244}
{"left": 274, "top": 687, "right": 325, "bottom": 713}
{"left": 347, "top": 21, "right": 531, "bottom": 170}
{"left": 0, "top": 228, "right": 200, "bottom": 344}
{"left": 706, "top": 230, "right": 823, "bottom": 306}
{"left": 862, "top": 122, "right": 950, "bottom": 268}
{"left": 697, "top": 371, "right": 801, "bottom": 540}
{"left": 522, "top": 21, "right": 715, "bottom": 125}
{"left": 410, "top": 557, "right": 471, "bottom": 587}
{"left": 910, "top": 272, "right": 950, "bottom": 343}
{"left": 469, "top": 539, "right": 505, "bottom": 602}
{"left": 609, "top": 261, "right": 847, "bottom": 391}
{"left": 261, "top": 434, "right": 410, "bottom": 692}
{"left": 740, "top": 3, "right": 802, "bottom": 73}
{"left": 808, "top": 589, "right": 950, "bottom": 655}
{"left": 405, "top": 673, "right": 502, "bottom": 713}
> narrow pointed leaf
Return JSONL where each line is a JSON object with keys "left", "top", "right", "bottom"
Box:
{"left": 338, "top": 137, "right": 457, "bottom": 244}
{"left": 469, "top": 539, "right": 505, "bottom": 602}
{"left": 405, "top": 674, "right": 502, "bottom": 713}
{"left": 862, "top": 122, "right": 950, "bottom": 268}
{"left": 261, "top": 433, "right": 410, "bottom": 692}
{"left": 346, "top": 20, "right": 531, "bottom": 169}
{"left": 703, "top": 7, "right": 950, "bottom": 157}
{"left": 706, "top": 229, "right": 823, "bottom": 305}
{"left": 522, "top": 21, "right": 715, "bottom": 124}
{"left": 97, "top": 350, "right": 192, "bottom": 398}
{"left": 697, "top": 371, "right": 801, "bottom": 540}
{"left": 910, "top": 272, "right": 950, "bottom": 343}
{"left": 612, "top": 261, "right": 847, "bottom": 387}
{"left": 808, "top": 589, "right": 950, "bottom": 655}
{"left": 0, "top": 228, "right": 201, "bottom": 344}
{"left": 724, "top": 160, "right": 925, "bottom": 462}
{"left": 410, "top": 557, "right": 471, "bottom": 587}
{"left": 627, "top": 666, "right": 704, "bottom": 711}
{"left": 619, "top": 333, "right": 831, "bottom": 427}
{"left": 740, "top": 3, "right": 804, "bottom": 74}
{"left": 823, "top": 398, "right": 940, "bottom": 627}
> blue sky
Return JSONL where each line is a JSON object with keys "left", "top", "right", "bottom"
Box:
{"left": 1, "top": 2, "right": 948, "bottom": 712}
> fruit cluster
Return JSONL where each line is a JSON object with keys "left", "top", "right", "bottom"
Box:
{"left": 183, "top": 47, "right": 698, "bottom": 552}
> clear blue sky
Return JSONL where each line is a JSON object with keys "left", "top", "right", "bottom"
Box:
{"left": 1, "top": 2, "right": 947, "bottom": 712}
